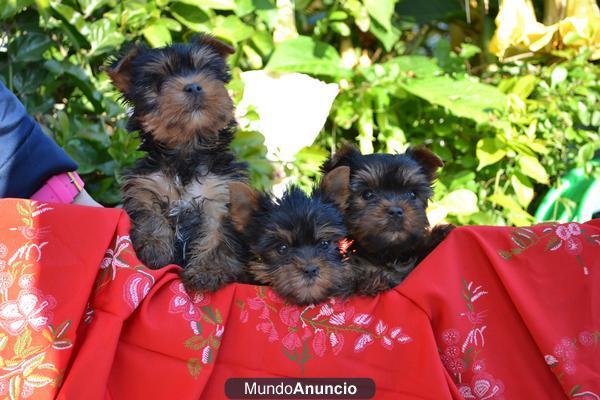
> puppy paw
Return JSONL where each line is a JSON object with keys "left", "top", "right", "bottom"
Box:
{"left": 132, "top": 237, "right": 175, "bottom": 269}
{"left": 180, "top": 266, "right": 231, "bottom": 292}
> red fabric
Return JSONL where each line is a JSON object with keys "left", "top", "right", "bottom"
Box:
{"left": 0, "top": 198, "right": 598, "bottom": 399}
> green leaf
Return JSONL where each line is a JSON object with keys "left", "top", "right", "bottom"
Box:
{"left": 0, "top": 0, "right": 34, "bottom": 20}
{"left": 510, "top": 75, "right": 538, "bottom": 100}
{"left": 197, "top": 0, "right": 235, "bottom": 10}
{"left": 511, "top": 172, "right": 534, "bottom": 207}
{"left": 170, "top": 2, "right": 210, "bottom": 31}
{"left": 518, "top": 155, "right": 549, "bottom": 184}
{"left": 396, "top": 0, "right": 463, "bottom": 23}
{"left": 266, "top": 36, "right": 349, "bottom": 78}
{"left": 476, "top": 138, "right": 506, "bottom": 170}
{"left": 9, "top": 33, "right": 53, "bottom": 63}
{"left": 77, "top": 0, "right": 109, "bottom": 17}
{"left": 49, "top": 6, "right": 91, "bottom": 51}
{"left": 369, "top": 18, "right": 401, "bottom": 52}
{"left": 459, "top": 43, "right": 481, "bottom": 59}
{"left": 488, "top": 193, "right": 534, "bottom": 225}
{"left": 85, "top": 19, "right": 124, "bottom": 56}
{"left": 364, "top": 0, "right": 394, "bottom": 32}
{"left": 213, "top": 15, "right": 254, "bottom": 43}
{"left": 143, "top": 23, "right": 172, "bottom": 48}
{"left": 439, "top": 189, "right": 479, "bottom": 216}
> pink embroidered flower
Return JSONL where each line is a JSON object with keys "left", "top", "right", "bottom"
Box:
{"left": 565, "top": 238, "right": 583, "bottom": 256}
{"left": 0, "top": 243, "right": 7, "bottom": 258}
{"left": 312, "top": 329, "right": 326, "bottom": 357}
{"left": 282, "top": 331, "right": 302, "bottom": 351}
{"left": 463, "top": 311, "right": 486, "bottom": 325}
{"left": 445, "top": 345, "right": 460, "bottom": 359}
{"left": 563, "top": 361, "right": 577, "bottom": 375}
{"left": 0, "top": 260, "right": 5, "bottom": 270}
{"left": 442, "top": 328, "right": 460, "bottom": 345}
{"left": 124, "top": 271, "right": 154, "bottom": 310}
{"left": 578, "top": 331, "right": 594, "bottom": 347}
{"left": 0, "top": 290, "right": 56, "bottom": 335}
{"left": 472, "top": 360, "right": 486, "bottom": 373}
{"left": 555, "top": 225, "right": 571, "bottom": 240}
{"left": 279, "top": 306, "right": 300, "bottom": 327}
{"left": 445, "top": 358, "right": 466, "bottom": 374}
{"left": 0, "top": 272, "right": 14, "bottom": 291}
{"left": 168, "top": 281, "right": 208, "bottom": 321}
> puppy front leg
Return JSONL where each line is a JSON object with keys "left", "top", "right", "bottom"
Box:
{"left": 180, "top": 229, "right": 243, "bottom": 292}
{"left": 123, "top": 184, "right": 176, "bottom": 269}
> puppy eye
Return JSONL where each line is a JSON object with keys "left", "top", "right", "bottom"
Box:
{"left": 319, "top": 240, "right": 330, "bottom": 249}
{"left": 276, "top": 244, "right": 289, "bottom": 255}
{"left": 362, "top": 190, "right": 374, "bottom": 200}
{"left": 409, "top": 191, "right": 417, "bottom": 199}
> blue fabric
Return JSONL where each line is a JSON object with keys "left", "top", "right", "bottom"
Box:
{"left": 0, "top": 82, "right": 77, "bottom": 198}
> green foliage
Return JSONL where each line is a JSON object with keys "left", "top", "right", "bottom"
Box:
{"left": 1, "top": 0, "right": 598, "bottom": 225}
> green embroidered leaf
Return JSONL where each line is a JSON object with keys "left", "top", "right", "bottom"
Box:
{"left": 187, "top": 358, "right": 202, "bottom": 379}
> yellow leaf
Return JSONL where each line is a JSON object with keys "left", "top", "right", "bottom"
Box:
{"left": 22, "top": 352, "right": 46, "bottom": 377}
{"left": 25, "top": 373, "right": 54, "bottom": 388}
{"left": 9, "top": 375, "right": 22, "bottom": 400}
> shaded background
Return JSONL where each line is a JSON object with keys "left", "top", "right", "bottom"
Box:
{"left": 0, "top": 0, "right": 598, "bottom": 226}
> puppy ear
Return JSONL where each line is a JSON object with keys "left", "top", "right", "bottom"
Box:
{"left": 108, "top": 45, "right": 141, "bottom": 95}
{"left": 321, "top": 166, "right": 351, "bottom": 208}
{"left": 229, "top": 182, "right": 260, "bottom": 232}
{"left": 321, "top": 143, "right": 361, "bottom": 173}
{"left": 407, "top": 146, "right": 444, "bottom": 178}
{"left": 193, "top": 33, "right": 235, "bottom": 58}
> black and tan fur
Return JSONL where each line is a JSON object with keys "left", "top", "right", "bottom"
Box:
{"left": 320, "top": 144, "right": 454, "bottom": 296}
{"left": 109, "top": 35, "right": 250, "bottom": 292}
{"left": 230, "top": 184, "right": 352, "bottom": 305}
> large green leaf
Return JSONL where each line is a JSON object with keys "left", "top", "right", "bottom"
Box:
{"left": 518, "top": 155, "right": 549, "bottom": 184}
{"left": 9, "top": 33, "right": 53, "bottom": 63}
{"left": 266, "top": 36, "right": 350, "bottom": 78}
{"left": 169, "top": 2, "right": 211, "bottom": 31}
{"left": 50, "top": 6, "right": 91, "bottom": 51}
{"left": 143, "top": 22, "right": 172, "bottom": 48}
{"left": 213, "top": 15, "right": 254, "bottom": 43}
{"left": 85, "top": 19, "right": 125, "bottom": 56}
{"left": 364, "top": 0, "right": 394, "bottom": 32}
{"left": 476, "top": 137, "right": 506, "bottom": 170}
{"left": 389, "top": 56, "right": 508, "bottom": 125}
{"left": 0, "top": 0, "right": 34, "bottom": 20}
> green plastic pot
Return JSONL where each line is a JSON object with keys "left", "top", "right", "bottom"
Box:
{"left": 535, "top": 161, "right": 600, "bottom": 223}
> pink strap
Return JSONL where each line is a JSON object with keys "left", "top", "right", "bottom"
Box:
{"left": 31, "top": 171, "right": 84, "bottom": 204}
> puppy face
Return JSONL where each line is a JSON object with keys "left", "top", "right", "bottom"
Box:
{"left": 232, "top": 185, "right": 349, "bottom": 305}
{"left": 322, "top": 144, "right": 443, "bottom": 255}
{"left": 108, "top": 34, "right": 235, "bottom": 147}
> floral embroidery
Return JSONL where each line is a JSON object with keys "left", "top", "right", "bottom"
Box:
{"left": 98, "top": 235, "right": 134, "bottom": 283}
{"left": 123, "top": 271, "right": 155, "bottom": 310}
{"left": 499, "top": 223, "right": 599, "bottom": 275}
{"left": 0, "top": 201, "right": 74, "bottom": 398}
{"left": 237, "top": 286, "right": 413, "bottom": 373}
{"left": 545, "top": 331, "right": 600, "bottom": 399}
{"left": 440, "top": 279, "right": 505, "bottom": 400}
{"left": 0, "top": 290, "right": 56, "bottom": 336}
{"left": 168, "top": 281, "right": 223, "bottom": 379}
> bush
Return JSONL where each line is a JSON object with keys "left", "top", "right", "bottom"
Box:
{"left": 1, "top": 0, "right": 598, "bottom": 224}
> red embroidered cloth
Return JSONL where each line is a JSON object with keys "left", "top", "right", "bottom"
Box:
{"left": 0, "top": 199, "right": 598, "bottom": 399}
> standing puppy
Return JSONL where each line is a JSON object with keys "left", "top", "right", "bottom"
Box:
{"left": 320, "top": 144, "right": 454, "bottom": 296}
{"left": 109, "top": 35, "right": 249, "bottom": 292}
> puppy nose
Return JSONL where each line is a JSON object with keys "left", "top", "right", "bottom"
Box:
{"left": 388, "top": 206, "right": 404, "bottom": 218}
{"left": 184, "top": 83, "right": 203, "bottom": 94}
{"left": 303, "top": 264, "right": 319, "bottom": 278}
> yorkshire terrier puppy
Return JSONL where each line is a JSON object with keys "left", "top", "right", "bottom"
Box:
{"left": 229, "top": 183, "right": 352, "bottom": 305}
{"left": 320, "top": 144, "right": 454, "bottom": 296}
{"left": 108, "top": 35, "right": 250, "bottom": 292}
